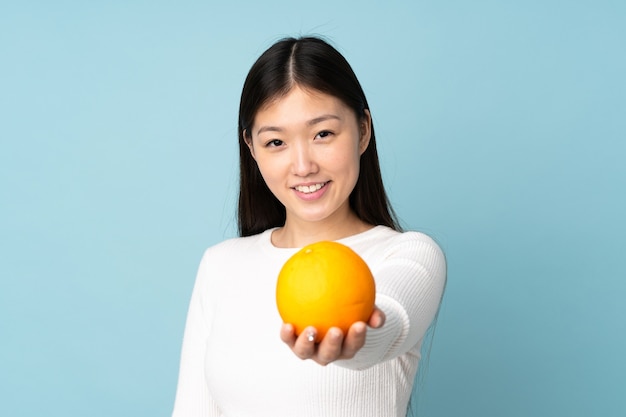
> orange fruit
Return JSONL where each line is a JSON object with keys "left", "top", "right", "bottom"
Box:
{"left": 276, "top": 241, "right": 376, "bottom": 343}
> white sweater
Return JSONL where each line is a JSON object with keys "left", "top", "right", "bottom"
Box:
{"left": 172, "top": 226, "right": 446, "bottom": 417}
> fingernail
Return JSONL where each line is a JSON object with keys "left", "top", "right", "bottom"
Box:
{"left": 307, "top": 330, "right": 316, "bottom": 342}
{"left": 329, "top": 328, "right": 342, "bottom": 339}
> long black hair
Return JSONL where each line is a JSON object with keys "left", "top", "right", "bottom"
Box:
{"left": 237, "top": 36, "right": 400, "bottom": 237}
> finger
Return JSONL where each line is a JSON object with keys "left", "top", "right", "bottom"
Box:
{"left": 314, "top": 327, "right": 344, "bottom": 365}
{"left": 280, "top": 323, "right": 297, "bottom": 346}
{"left": 291, "top": 326, "right": 317, "bottom": 360}
{"left": 341, "top": 321, "right": 367, "bottom": 359}
{"left": 368, "top": 306, "right": 386, "bottom": 328}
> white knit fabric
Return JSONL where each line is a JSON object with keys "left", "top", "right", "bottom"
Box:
{"left": 172, "top": 226, "right": 446, "bottom": 417}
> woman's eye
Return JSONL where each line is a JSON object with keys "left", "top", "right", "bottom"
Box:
{"left": 315, "top": 131, "right": 333, "bottom": 139}
{"left": 265, "top": 139, "right": 284, "bottom": 147}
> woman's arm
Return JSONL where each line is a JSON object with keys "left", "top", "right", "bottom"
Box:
{"left": 172, "top": 251, "right": 222, "bottom": 417}
{"left": 280, "top": 232, "right": 447, "bottom": 370}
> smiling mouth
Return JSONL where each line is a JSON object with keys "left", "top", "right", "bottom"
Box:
{"left": 293, "top": 182, "right": 329, "bottom": 194}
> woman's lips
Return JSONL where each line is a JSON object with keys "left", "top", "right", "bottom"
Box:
{"left": 293, "top": 182, "right": 328, "bottom": 194}
{"left": 292, "top": 181, "right": 330, "bottom": 200}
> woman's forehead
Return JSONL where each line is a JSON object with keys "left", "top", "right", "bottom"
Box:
{"left": 253, "top": 87, "right": 352, "bottom": 130}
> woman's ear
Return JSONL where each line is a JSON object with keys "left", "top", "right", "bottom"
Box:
{"left": 243, "top": 129, "right": 256, "bottom": 160}
{"left": 359, "top": 109, "right": 372, "bottom": 155}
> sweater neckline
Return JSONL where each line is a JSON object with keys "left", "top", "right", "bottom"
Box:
{"left": 260, "top": 225, "right": 389, "bottom": 253}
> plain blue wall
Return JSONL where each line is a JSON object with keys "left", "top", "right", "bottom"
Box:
{"left": 1, "top": 1, "right": 624, "bottom": 416}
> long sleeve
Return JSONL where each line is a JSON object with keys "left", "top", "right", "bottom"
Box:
{"left": 172, "top": 251, "right": 222, "bottom": 417}
{"left": 335, "top": 232, "right": 447, "bottom": 370}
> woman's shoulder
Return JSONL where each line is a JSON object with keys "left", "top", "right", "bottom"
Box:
{"left": 200, "top": 229, "right": 274, "bottom": 258}
{"left": 393, "top": 229, "right": 444, "bottom": 257}
{"left": 347, "top": 226, "right": 446, "bottom": 270}
{"left": 350, "top": 225, "right": 443, "bottom": 252}
{"left": 387, "top": 228, "right": 445, "bottom": 263}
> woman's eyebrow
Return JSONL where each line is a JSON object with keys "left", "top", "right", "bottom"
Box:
{"left": 256, "top": 114, "right": 341, "bottom": 136}
{"left": 256, "top": 125, "right": 283, "bottom": 135}
{"left": 307, "top": 114, "right": 341, "bottom": 126}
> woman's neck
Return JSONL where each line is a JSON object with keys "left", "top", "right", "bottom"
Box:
{"left": 271, "top": 211, "right": 374, "bottom": 248}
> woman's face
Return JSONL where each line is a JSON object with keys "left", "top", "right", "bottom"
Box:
{"left": 245, "top": 86, "right": 371, "bottom": 228}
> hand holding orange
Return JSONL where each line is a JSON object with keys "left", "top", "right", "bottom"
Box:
{"left": 276, "top": 241, "right": 376, "bottom": 343}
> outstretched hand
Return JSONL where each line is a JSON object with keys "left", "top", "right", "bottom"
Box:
{"left": 280, "top": 306, "right": 386, "bottom": 366}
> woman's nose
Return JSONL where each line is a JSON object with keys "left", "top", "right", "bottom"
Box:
{"left": 290, "top": 142, "right": 319, "bottom": 177}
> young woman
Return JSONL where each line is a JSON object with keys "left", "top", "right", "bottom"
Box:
{"left": 172, "top": 36, "right": 446, "bottom": 417}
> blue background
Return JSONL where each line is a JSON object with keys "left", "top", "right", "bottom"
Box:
{"left": 1, "top": 1, "right": 624, "bottom": 416}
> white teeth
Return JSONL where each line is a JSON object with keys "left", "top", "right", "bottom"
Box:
{"left": 295, "top": 183, "right": 325, "bottom": 193}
